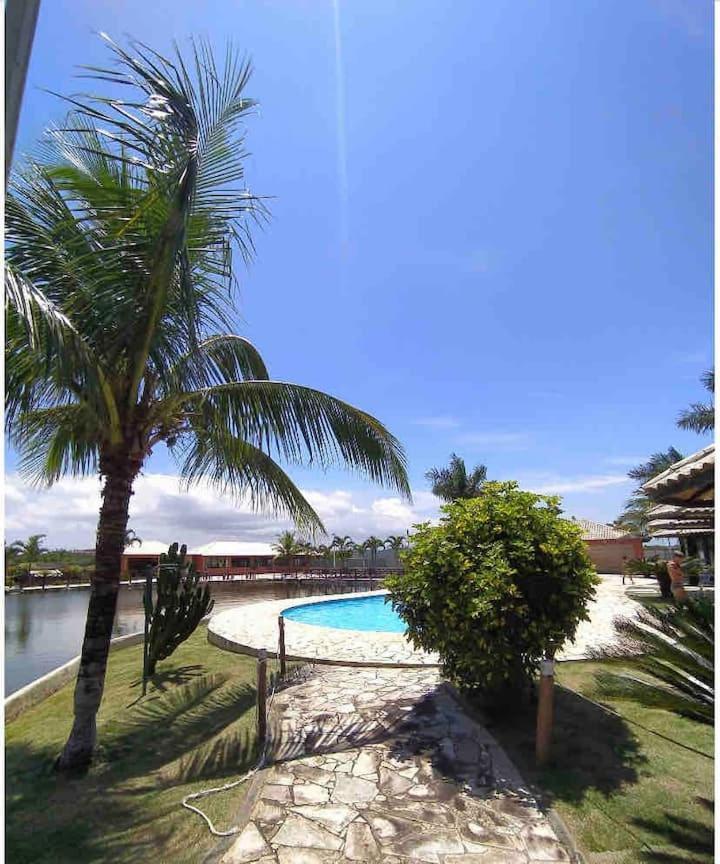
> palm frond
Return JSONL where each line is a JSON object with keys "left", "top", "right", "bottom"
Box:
{"left": 169, "top": 381, "right": 410, "bottom": 497}
{"left": 592, "top": 600, "right": 714, "bottom": 725}
{"left": 174, "top": 428, "right": 323, "bottom": 534}
{"left": 164, "top": 334, "right": 269, "bottom": 394}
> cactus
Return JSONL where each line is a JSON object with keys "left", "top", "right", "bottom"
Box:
{"left": 143, "top": 542, "right": 214, "bottom": 677}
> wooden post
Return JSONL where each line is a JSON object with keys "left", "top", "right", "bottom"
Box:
{"left": 278, "top": 616, "right": 287, "bottom": 677}
{"left": 257, "top": 649, "right": 268, "bottom": 743}
{"left": 536, "top": 657, "right": 555, "bottom": 766}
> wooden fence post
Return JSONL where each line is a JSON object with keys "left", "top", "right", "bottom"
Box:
{"left": 278, "top": 616, "right": 287, "bottom": 677}
{"left": 536, "top": 657, "right": 555, "bottom": 766}
{"left": 257, "top": 649, "right": 268, "bottom": 744}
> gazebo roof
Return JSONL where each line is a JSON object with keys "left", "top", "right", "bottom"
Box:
{"left": 641, "top": 444, "right": 714, "bottom": 507}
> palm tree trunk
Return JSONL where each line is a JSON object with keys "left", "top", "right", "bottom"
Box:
{"left": 56, "top": 451, "right": 138, "bottom": 772}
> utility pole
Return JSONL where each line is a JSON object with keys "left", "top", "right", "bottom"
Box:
{"left": 5, "top": 0, "right": 41, "bottom": 181}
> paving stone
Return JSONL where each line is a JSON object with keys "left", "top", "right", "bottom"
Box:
{"left": 254, "top": 801, "right": 286, "bottom": 825}
{"left": 290, "top": 805, "right": 357, "bottom": 835}
{"left": 445, "top": 852, "right": 526, "bottom": 864}
{"left": 378, "top": 768, "right": 414, "bottom": 796}
{"left": 272, "top": 814, "right": 343, "bottom": 851}
{"left": 292, "top": 783, "right": 330, "bottom": 805}
{"left": 344, "top": 820, "right": 380, "bottom": 861}
{"left": 221, "top": 822, "right": 271, "bottom": 863}
{"left": 330, "top": 775, "right": 378, "bottom": 805}
{"left": 276, "top": 849, "right": 338, "bottom": 864}
{"left": 352, "top": 751, "right": 380, "bottom": 776}
{"left": 263, "top": 784, "right": 292, "bottom": 804}
{"left": 272, "top": 772, "right": 296, "bottom": 786}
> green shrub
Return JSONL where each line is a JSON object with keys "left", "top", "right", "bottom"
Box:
{"left": 386, "top": 481, "right": 599, "bottom": 699}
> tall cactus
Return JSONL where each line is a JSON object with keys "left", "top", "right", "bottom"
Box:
{"left": 143, "top": 543, "right": 214, "bottom": 676}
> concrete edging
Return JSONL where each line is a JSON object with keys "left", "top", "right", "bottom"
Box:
{"left": 5, "top": 631, "right": 145, "bottom": 723}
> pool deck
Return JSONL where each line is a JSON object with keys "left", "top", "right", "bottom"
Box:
{"left": 207, "top": 575, "right": 642, "bottom": 668}
{"left": 209, "top": 590, "right": 440, "bottom": 667}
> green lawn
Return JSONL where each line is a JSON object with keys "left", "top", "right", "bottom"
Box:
{"left": 488, "top": 660, "right": 714, "bottom": 864}
{"left": 6, "top": 627, "right": 264, "bottom": 864}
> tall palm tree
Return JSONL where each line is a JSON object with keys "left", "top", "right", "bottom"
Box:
{"left": 5, "top": 36, "right": 409, "bottom": 772}
{"left": 9, "top": 534, "right": 48, "bottom": 577}
{"left": 592, "top": 599, "right": 713, "bottom": 726}
{"left": 425, "top": 453, "right": 487, "bottom": 502}
{"left": 677, "top": 369, "right": 714, "bottom": 434}
{"left": 124, "top": 529, "right": 142, "bottom": 548}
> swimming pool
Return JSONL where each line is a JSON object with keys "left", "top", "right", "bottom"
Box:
{"left": 283, "top": 593, "right": 405, "bottom": 633}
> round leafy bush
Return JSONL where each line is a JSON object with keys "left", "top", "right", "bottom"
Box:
{"left": 386, "top": 482, "right": 599, "bottom": 698}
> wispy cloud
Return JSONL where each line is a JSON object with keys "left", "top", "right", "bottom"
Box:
{"left": 529, "top": 474, "right": 631, "bottom": 495}
{"left": 412, "top": 415, "right": 460, "bottom": 429}
{"left": 456, "top": 432, "right": 530, "bottom": 451}
{"left": 4, "top": 474, "right": 440, "bottom": 550}
{"left": 603, "top": 456, "right": 644, "bottom": 467}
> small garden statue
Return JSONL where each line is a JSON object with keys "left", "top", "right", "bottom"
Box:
{"left": 142, "top": 543, "right": 214, "bottom": 688}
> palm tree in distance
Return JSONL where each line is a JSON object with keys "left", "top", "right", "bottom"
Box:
{"left": 362, "top": 536, "right": 386, "bottom": 567}
{"left": 124, "top": 529, "right": 142, "bottom": 548}
{"left": 615, "top": 447, "right": 684, "bottom": 536}
{"left": 384, "top": 535, "right": 406, "bottom": 551}
{"left": 272, "top": 531, "right": 305, "bottom": 565}
{"left": 425, "top": 453, "right": 487, "bottom": 502}
{"left": 6, "top": 36, "right": 409, "bottom": 772}
{"left": 8, "top": 534, "right": 48, "bottom": 579}
{"left": 677, "top": 369, "right": 714, "bottom": 434}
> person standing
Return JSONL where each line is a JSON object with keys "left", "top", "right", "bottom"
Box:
{"left": 667, "top": 552, "right": 687, "bottom": 603}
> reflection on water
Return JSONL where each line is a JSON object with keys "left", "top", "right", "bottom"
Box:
{"left": 4, "top": 578, "right": 380, "bottom": 695}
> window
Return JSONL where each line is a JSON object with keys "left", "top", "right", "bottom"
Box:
{"left": 205, "top": 556, "right": 226, "bottom": 569}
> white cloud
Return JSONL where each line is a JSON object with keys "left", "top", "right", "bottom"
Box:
{"left": 525, "top": 474, "right": 631, "bottom": 495}
{"left": 603, "top": 456, "right": 645, "bottom": 467}
{"left": 412, "top": 416, "right": 460, "bottom": 429}
{"left": 4, "top": 473, "right": 440, "bottom": 550}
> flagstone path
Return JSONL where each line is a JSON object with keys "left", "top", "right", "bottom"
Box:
{"left": 215, "top": 667, "right": 573, "bottom": 863}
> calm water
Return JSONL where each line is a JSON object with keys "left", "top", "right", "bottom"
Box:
{"left": 284, "top": 593, "right": 405, "bottom": 633}
{"left": 4, "top": 578, "right": 380, "bottom": 695}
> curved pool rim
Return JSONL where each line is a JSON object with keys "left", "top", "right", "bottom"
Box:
{"left": 207, "top": 589, "right": 440, "bottom": 668}
{"left": 281, "top": 591, "right": 406, "bottom": 634}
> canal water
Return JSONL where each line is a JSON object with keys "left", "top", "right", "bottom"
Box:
{"left": 4, "top": 577, "right": 380, "bottom": 696}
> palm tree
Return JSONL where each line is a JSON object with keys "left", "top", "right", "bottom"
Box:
{"left": 677, "top": 369, "right": 714, "bottom": 434}
{"left": 362, "top": 536, "right": 386, "bottom": 566}
{"left": 9, "top": 534, "right": 48, "bottom": 578}
{"left": 6, "top": 36, "right": 409, "bottom": 772}
{"left": 384, "top": 535, "right": 406, "bottom": 550}
{"left": 627, "top": 448, "right": 684, "bottom": 483}
{"left": 124, "top": 529, "right": 142, "bottom": 548}
{"left": 616, "top": 448, "right": 684, "bottom": 536}
{"left": 272, "top": 531, "right": 305, "bottom": 565}
{"left": 592, "top": 599, "right": 713, "bottom": 726}
{"left": 425, "top": 453, "right": 487, "bottom": 502}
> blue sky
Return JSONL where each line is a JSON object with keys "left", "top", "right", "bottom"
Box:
{"left": 6, "top": 0, "right": 713, "bottom": 546}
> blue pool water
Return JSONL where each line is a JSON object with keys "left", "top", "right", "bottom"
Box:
{"left": 283, "top": 593, "right": 406, "bottom": 633}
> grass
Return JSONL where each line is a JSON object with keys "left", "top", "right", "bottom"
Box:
{"left": 5, "top": 626, "right": 265, "bottom": 864}
{"left": 487, "top": 660, "right": 714, "bottom": 864}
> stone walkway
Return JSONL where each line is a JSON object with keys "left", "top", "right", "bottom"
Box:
{"left": 216, "top": 667, "right": 571, "bottom": 863}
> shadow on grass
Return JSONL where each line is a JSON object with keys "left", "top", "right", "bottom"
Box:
{"left": 482, "top": 684, "right": 645, "bottom": 804}
{"left": 6, "top": 671, "right": 259, "bottom": 863}
{"left": 126, "top": 664, "right": 208, "bottom": 702}
{"left": 632, "top": 797, "right": 714, "bottom": 863}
